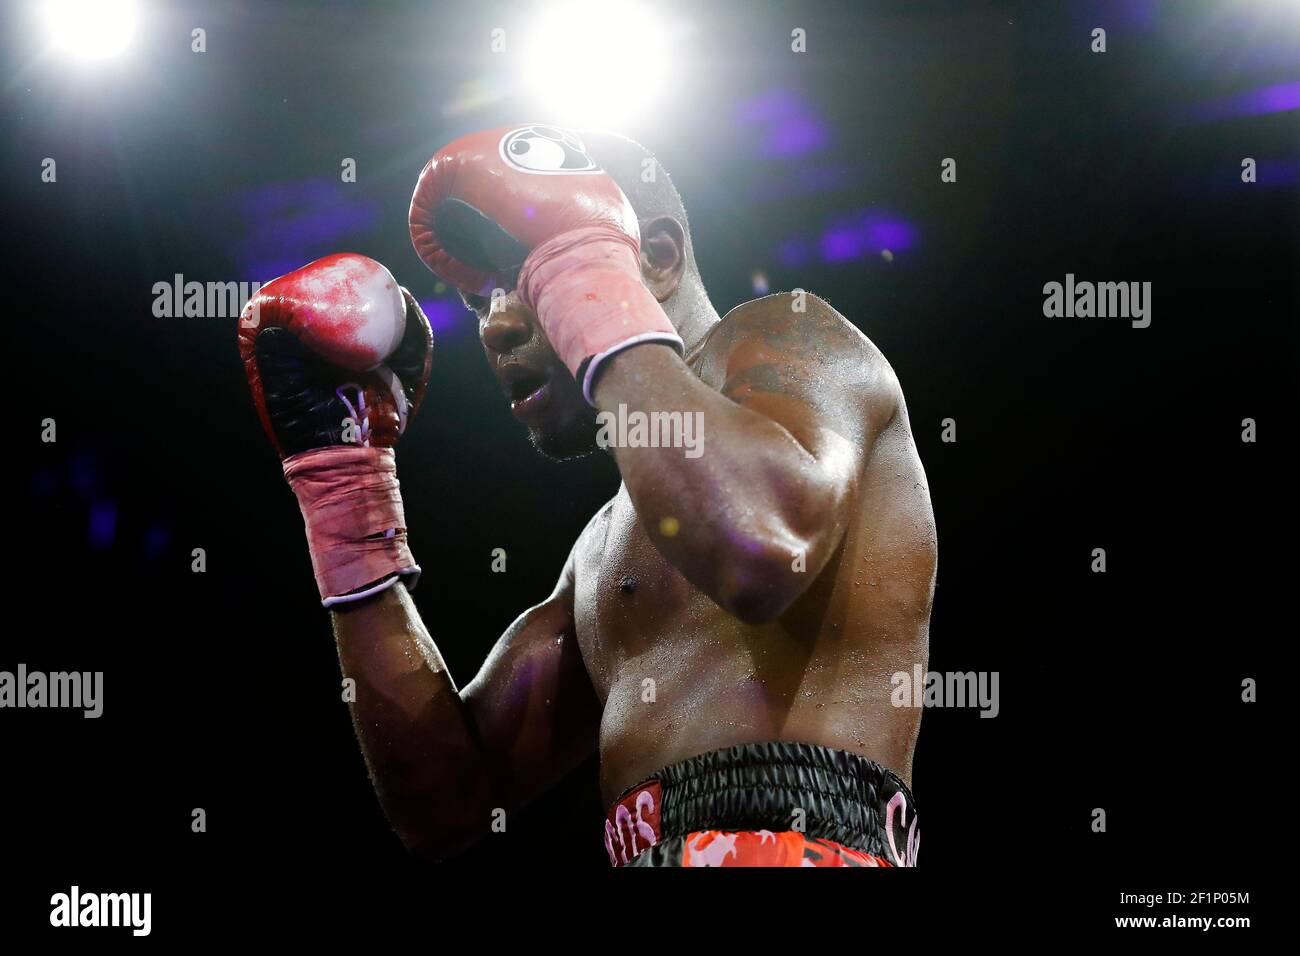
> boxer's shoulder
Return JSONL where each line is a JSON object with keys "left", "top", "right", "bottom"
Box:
{"left": 700, "top": 292, "right": 884, "bottom": 366}
{"left": 695, "top": 292, "right": 901, "bottom": 418}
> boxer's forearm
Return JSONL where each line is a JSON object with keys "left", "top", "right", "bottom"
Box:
{"left": 332, "top": 584, "right": 496, "bottom": 858}
{"left": 593, "top": 346, "right": 851, "bottom": 623}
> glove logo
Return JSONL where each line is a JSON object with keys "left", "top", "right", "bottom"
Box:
{"left": 499, "top": 125, "right": 600, "bottom": 175}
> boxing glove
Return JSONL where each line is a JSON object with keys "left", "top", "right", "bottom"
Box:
{"left": 409, "top": 124, "right": 681, "bottom": 403}
{"left": 238, "top": 253, "right": 433, "bottom": 606}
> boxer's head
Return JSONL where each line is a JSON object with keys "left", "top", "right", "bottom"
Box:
{"left": 462, "top": 130, "right": 710, "bottom": 460}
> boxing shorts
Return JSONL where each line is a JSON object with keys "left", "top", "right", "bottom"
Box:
{"left": 603, "top": 741, "right": 919, "bottom": 867}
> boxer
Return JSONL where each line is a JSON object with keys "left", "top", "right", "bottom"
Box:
{"left": 240, "top": 125, "right": 935, "bottom": 867}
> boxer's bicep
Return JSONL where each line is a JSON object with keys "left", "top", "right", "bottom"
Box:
{"left": 715, "top": 294, "right": 899, "bottom": 538}
{"left": 461, "top": 550, "right": 600, "bottom": 807}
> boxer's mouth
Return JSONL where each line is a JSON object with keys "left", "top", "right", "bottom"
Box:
{"left": 499, "top": 365, "right": 552, "bottom": 421}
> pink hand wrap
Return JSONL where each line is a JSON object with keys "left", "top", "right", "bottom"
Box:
{"left": 517, "top": 225, "right": 684, "bottom": 404}
{"left": 283, "top": 446, "right": 420, "bottom": 607}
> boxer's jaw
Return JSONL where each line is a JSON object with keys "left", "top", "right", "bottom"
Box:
{"left": 523, "top": 367, "right": 601, "bottom": 461}
{"left": 485, "top": 323, "right": 599, "bottom": 460}
{"left": 472, "top": 284, "right": 667, "bottom": 461}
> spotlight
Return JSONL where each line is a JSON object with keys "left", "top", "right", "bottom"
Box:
{"left": 520, "top": 0, "right": 670, "bottom": 127}
{"left": 41, "top": 0, "right": 138, "bottom": 61}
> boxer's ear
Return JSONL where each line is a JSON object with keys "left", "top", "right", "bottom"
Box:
{"left": 640, "top": 215, "right": 687, "bottom": 302}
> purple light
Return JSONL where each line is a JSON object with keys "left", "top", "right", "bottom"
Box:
{"left": 765, "top": 116, "right": 829, "bottom": 159}
{"left": 1240, "top": 82, "right": 1300, "bottom": 115}
{"left": 862, "top": 214, "right": 918, "bottom": 253}
{"left": 144, "top": 523, "right": 171, "bottom": 560}
{"left": 736, "top": 88, "right": 797, "bottom": 123}
{"left": 736, "top": 89, "right": 830, "bottom": 160}
{"left": 227, "top": 178, "right": 381, "bottom": 280}
{"left": 799, "top": 210, "right": 919, "bottom": 265}
{"left": 821, "top": 229, "right": 866, "bottom": 262}
{"left": 69, "top": 454, "right": 98, "bottom": 496}
{"left": 1257, "top": 159, "right": 1300, "bottom": 186}
{"left": 1065, "top": 0, "right": 1156, "bottom": 31}
{"left": 776, "top": 237, "right": 813, "bottom": 268}
{"left": 89, "top": 502, "right": 117, "bottom": 550}
{"left": 760, "top": 164, "right": 852, "bottom": 200}
{"left": 1186, "top": 82, "right": 1300, "bottom": 123}
{"left": 419, "top": 298, "right": 470, "bottom": 337}
{"left": 1178, "top": 158, "right": 1300, "bottom": 195}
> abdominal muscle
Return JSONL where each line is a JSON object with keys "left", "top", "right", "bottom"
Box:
{"left": 595, "top": 625, "right": 925, "bottom": 805}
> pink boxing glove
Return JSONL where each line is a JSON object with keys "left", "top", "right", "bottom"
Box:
{"left": 409, "top": 124, "right": 682, "bottom": 402}
{"left": 237, "top": 253, "right": 433, "bottom": 606}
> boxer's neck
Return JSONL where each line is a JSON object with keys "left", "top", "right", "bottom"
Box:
{"left": 668, "top": 274, "right": 722, "bottom": 364}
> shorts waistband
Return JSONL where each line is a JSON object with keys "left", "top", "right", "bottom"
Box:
{"left": 603, "top": 741, "right": 919, "bottom": 866}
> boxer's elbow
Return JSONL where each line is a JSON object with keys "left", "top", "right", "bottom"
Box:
{"left": 712, "top": 527, "right": 816, "bottom": 625}
{"left": 713, "top": 448, "right": 857, "bottom": 624}
{"left": 720, "top": 584, "right": 795, "bottom": 626}
{"left": 382, "top": 777, "right": 495, "bottom": 861}
{"left": 711, "top": 486, "right": 848, "bottom": 623}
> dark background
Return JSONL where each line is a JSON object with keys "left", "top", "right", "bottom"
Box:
{"left": 2, "top": 0, "right": 1293, "bottom": 935}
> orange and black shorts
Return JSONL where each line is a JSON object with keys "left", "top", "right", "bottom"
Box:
{"left": 603, "top": 741, "right": 919, "bottom": 867}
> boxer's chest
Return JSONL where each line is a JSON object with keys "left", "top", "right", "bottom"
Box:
{"left": 571, "top": 487, "right": 696, "bottom": 696}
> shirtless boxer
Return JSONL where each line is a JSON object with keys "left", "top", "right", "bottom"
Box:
{"left": 239, "top": 125, "right": 936, "bottom": 867}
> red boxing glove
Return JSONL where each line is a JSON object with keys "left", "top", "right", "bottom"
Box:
{"left": 409, "top": 124, "right": 682, "bottom": 402}
{"left": 237, "top": 254, "right": 433, "bottom": 606}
